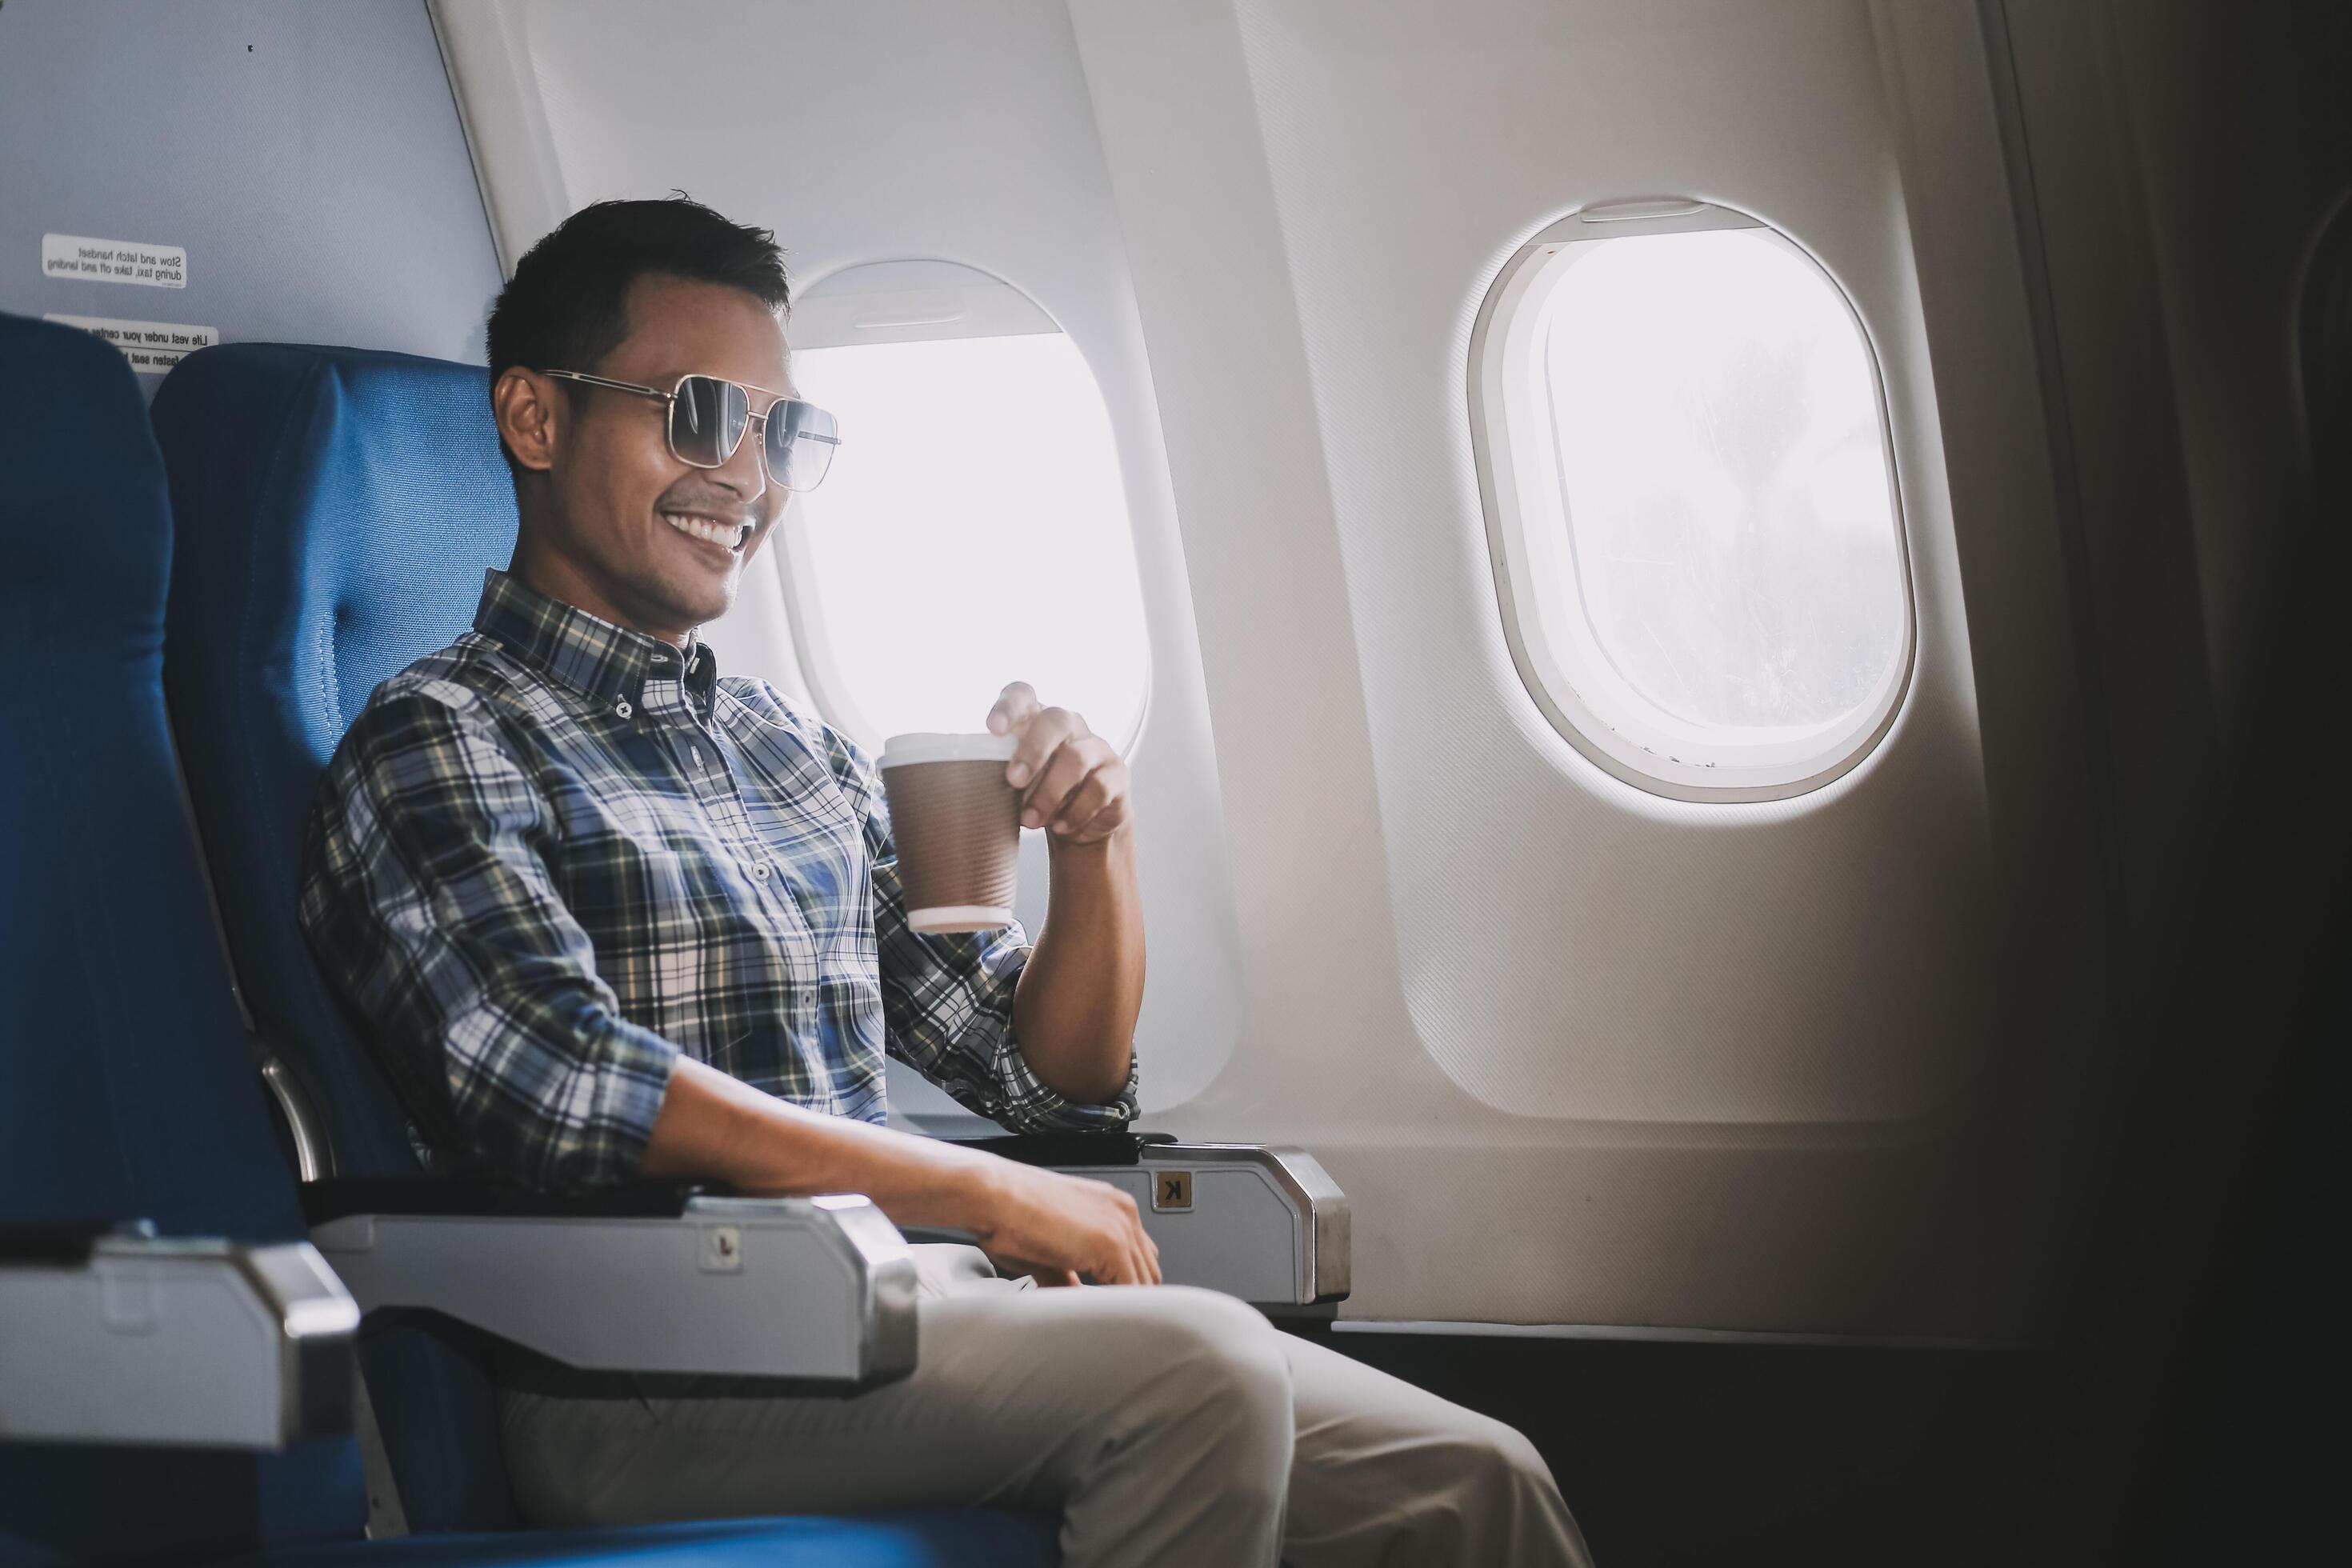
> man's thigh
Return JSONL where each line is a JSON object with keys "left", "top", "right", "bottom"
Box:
{"left": 497, "top": 1247, "right": 1279, "bottom": 1529}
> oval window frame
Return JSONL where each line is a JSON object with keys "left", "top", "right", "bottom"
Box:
{"left": 1467, "top": 199, "right": 1918, "bottom": 802}
{"left": 774, "top": 258, "right": 1155, "bottom": 755}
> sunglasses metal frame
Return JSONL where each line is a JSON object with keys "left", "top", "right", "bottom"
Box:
{"left": 538, "top": 369, "right": 841, "bottom": 491}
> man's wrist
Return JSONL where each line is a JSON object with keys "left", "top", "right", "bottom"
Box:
{"left": 1046, "top": 820, "right": 1133, "bottom": 869}
{"left": 922, "top": 1138, "right": 1010, "bottom": 1233}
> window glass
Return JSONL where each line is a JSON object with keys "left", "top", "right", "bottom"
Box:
{"left": 784, "top": 331, "right": 1150, "bottom": 747}
{"left": 1475, "top": 210, "right": 1911, "bottom": 798}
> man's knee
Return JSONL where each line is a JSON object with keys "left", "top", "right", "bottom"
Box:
{"left": 1136, "top": 1289, "right": 1293, "bottom": 1415}
{"left": 1110, "top": 1288, "right": 1294, "bottom": 1482}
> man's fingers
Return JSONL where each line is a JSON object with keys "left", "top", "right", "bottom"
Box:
{"left": 1066, "top": 763, "right": 1132, "bottom": 845}
{"left": 986, "top": 682, "right": 1039, "bottom": 737}
{"left": 1020, "top": 734, "right": 1094, "bottom": 826}
{"left": 1022, "top": 733, "right": 1111, "bottom": 828}
{"left": 1006, "top": 706, "right": 1087, "bottom": 791}
{"left": 1050, "top": 760, "right": 1128, "bottom": 840}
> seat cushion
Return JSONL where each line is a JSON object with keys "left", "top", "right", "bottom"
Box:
{"left": 238, "top": 1510, "right": 1059, "bottom": 1566}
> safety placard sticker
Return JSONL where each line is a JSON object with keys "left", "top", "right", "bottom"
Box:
{"left": 44, "top": 314, "right": 218, "bottom": 374}
{"left": 42, "top": 233, "right": 187, "bottom": 289}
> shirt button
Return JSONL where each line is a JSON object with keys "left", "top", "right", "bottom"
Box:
{"left": 614, "top": 700, "right": 634, "bottom": 719}
{"left": 752, "top": 863, "right": 772, "bottom": 881}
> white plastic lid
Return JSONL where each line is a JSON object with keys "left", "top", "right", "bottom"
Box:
{"left": 878, "top": 731, "right": 1018, "bottom": 769}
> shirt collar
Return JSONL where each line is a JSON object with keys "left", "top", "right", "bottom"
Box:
{"left": 471, "top": 569, "right": 716, "bottom": 709}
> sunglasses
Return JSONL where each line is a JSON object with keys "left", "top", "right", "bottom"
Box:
{"left": 540, "top": 370, "right": 841, "bottom": 492}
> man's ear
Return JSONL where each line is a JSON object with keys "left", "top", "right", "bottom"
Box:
{"left": 493, "top": 368, "right": 560, "bottom": 474}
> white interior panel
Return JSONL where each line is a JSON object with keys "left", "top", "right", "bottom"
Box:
{"left": 432, "top": 0, "right": 1245, "bottom": 1120}
{"left": 1062, "top": 0, "right": 2070, "bottom": 1332}
{"left": 1217, "top": 0, "right": 1996, "bottom": 1126}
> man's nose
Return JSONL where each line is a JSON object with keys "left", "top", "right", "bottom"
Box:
{"left": 713, "top": 414, "right": 768, "bottom": 498}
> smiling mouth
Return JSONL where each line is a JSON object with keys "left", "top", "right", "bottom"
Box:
{"left": 662, "top": 512, "right": 752, "bottom": 552}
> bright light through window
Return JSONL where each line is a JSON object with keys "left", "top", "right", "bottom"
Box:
{"left": 1544, "top": 228, "right": 1902, "bottom": 729}
{"left": 784, "top": 333, "right": 1151, "bottom": 747}
{"left": 1474, "top": 210, "right": 1912, "bottom": 799}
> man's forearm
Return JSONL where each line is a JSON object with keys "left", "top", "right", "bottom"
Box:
{"left": 638, "top": 1054, "right": 1165, "bottom": 1285}
{"left": 642, "top": 1055, "right": 1004, "bottom": 1228}
{"left": 1010, "top": 826, "right": 1145, "bottom": 1105}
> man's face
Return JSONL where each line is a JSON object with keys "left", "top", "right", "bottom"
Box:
{"left": 524, "top": 274, "right": 790, "bottom": 639}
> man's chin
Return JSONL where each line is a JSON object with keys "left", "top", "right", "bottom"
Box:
{"left": 626, "top": 569, "right": 736, "bottom": 638}
{"left": 675, "top": 574, "right": 739, "bottom": 629}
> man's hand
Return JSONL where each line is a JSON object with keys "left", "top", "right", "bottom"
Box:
{"left": 971, "top": 1157, "right": 1163, "bottom": 1287}
{"left": 988, "top": 682, "right": 1130, "bottom": 846}
{"left": 642, "top": 1060, "right": 1159, "bottom": 1286}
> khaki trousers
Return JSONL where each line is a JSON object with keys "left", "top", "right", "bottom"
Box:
{"left": 498, "top": 1245, "right": 1593, "bottom": 1567}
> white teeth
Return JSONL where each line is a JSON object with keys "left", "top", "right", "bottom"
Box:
{"left": 662, "top": 513, "right": 743, "bottom": 550}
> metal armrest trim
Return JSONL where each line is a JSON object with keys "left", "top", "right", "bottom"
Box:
{"left": 310, "top": 1193, "right": 916, "bottom": 1391}
{"left": 0, "top": 1237, "right": 357, "bottom": 1448}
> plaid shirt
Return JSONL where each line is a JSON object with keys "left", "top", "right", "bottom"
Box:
{"left": 300, "top": 570, "right": 1137, "bottom": 1190}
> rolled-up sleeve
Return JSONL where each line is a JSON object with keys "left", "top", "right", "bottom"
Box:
{"left": 299, "top": 686, "right": 679, "bottom": 1190}
{"left": 830, "top": 731, "right": 1139, "bottom": 1133}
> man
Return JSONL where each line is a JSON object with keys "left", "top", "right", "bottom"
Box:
{"left": 302, "top": 196, "right": 1590, "bottom": 1567}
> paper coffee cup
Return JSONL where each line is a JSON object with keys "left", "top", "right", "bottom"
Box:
{"left": 878, "top": 732, "right": 1021, "bottom": 934}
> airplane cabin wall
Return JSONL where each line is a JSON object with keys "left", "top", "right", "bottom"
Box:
{"left": 0, "top": 0, "right": 499, "bottom": 382}
{"left": 1067, "top": 0, "right": 2060, "bottom": 1333}
{"left": 441, "top": 0, "right": 2072, "bottom": 1335}
{"left": 27, "top": 0, "right": 2326, "bottom": 1343}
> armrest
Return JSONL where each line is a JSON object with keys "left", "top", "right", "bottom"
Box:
{"left": 299, "top": 1177, "right": 722, "bottom": 1222}
{"left": 948, "top": 1138, "right": 1352, "bottom": 1309}
{"left": 306, "top": 1184, "right": 915, "bottom": 1392}
{"left": 0, "top": 1226, "right": 357, "bottom": 1448}
{"left": 954, "top": 1133, "right": 1173, "bottom": 1167}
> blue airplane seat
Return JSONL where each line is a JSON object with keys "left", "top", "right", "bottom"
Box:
{"left": 0, "top": 311, "right": 370, "bottom": 1562}
{"left": 154, "top": 342, "right": 515, "bottom": 1185}
{"left": 151, "top": 342, "right": 530, "bottom": 1534}
{"left": 148, "top": 342, "right": 1058, "bottom": 1563}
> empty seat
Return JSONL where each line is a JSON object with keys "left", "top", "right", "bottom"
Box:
{"left": 0, "top": 310, "right": 366, "bottom": 1562}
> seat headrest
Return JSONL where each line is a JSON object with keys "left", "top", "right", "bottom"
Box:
{"left": 154, "top": 342, "right": 520, "bottom": 747}
{"left": 0, "top": 313, "right": 170, "bottom": 606}
{"left": 152, "top": 342, "right": 518, "bottom": 1177}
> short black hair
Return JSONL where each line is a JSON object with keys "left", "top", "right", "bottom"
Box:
{"left": 484, "top": 195, "right": 790, "bottom": 473}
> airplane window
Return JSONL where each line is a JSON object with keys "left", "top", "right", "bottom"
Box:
{"left": 1471, "top": 205, "right": 1913, "bottom": 800}
{"left": 782, "top": 328, "right": 1151, "bottom": 750}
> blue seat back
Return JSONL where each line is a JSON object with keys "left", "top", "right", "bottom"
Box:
{"left": 151, "top": 343, "right": 520, "bottom": 1182}
{"left": 151, "top": 342, "right": 523, "bottom": 1531}
{"left": 0, "top": 311, "right": 366, "bottom": 1558}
